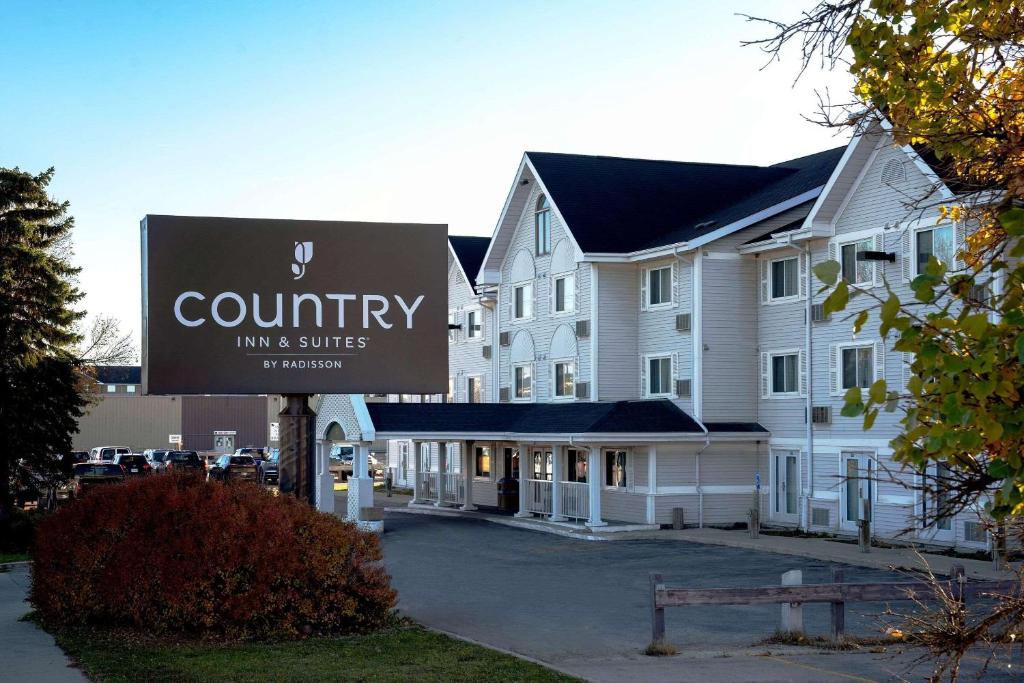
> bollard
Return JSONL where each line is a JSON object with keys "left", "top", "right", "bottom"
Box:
{"left": 780, "top": 569, "right": 803, "bottom": 634}
{"left": 748, "top": 508, "right": 760, "bottom": 539}
{"left": 858, "top": 498, "right": 872, "bottom": 553}
{"left": 385, "top": 468, "right": 393, "bottom": 498}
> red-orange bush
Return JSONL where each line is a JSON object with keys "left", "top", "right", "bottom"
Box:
{"left": 31, "top": 473, "right": 396, "bottom": 638}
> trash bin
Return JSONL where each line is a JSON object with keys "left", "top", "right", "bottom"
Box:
{"left": 497, "top": 477, "right": 519, "bottom": 513}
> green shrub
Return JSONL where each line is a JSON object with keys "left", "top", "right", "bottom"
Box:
{"left": 31, "top": 473, "right": 396, "bottom": 638}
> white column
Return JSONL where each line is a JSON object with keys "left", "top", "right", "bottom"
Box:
{"left": 435, "top": 441, "right": 447, "bottom": 507}
{"left": 315, "top": 440, "right": 334, "bottom": 514}
{"left": 462, "top": 440, "right": 477, "bottom": 511}
{"left": 515, "top": 443, "right": 531, "bottom": 517}
{"left": 647, "top": 445, "right": 657, "bottom": 525}
{"left": 410, "top": 440, "right": 423, "bottom": 505}
{"left": 550, "top": 445, "right": 565, "bottom": 522}
{"left": 587, "top": 446, "right": 606, "bottom": 527}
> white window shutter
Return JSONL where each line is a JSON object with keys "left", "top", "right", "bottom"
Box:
{"left": 902, "top": 351, "right": 913, "bottom": 393}
{"left": 901, "top": 230, "right": 913, "bottom": 282}
{"left": 829, "top": 344, "right": 839, "bottom": 396}
{"left": 760, "top": 352, "right": 769, "bottom": 399}
{"left": 640, "top": 355, "right": 648, "bottom": 397}
{"left": 548, "top": 275, "right": 555, "bottom": 314}
{"left": 798, "top": 348, "right": 807, "bottom": 397}
{"left": 640, "top": 269, "right": 648, "bottom": 311}
{"left": 508, "top": 286, "right": 515, "bottom": 319}
{"left": 828, "top": 240, "right": 837, "bottom": 265}
{"left": 874, "top": 340, "right": 885, "bottom": 384}
{"left": 799, "top": 253, "right": 808, "bottom": 300}
{"left": 672, "top": 261, "right": 679, "bottom": 305}
{"left": 671, "top": 351, "right": 679, "bottom": 396}
{"left": 954, "top": 221, "right": 966, "bottom": 271}
{"left": 759, "top": 259, "right": 769, "bottom": 304}
{"left": 873, "top": 233, "right": 885, "bottom": 287}
{"left": 574, "top": 271, "right": 581, "bottom": 313}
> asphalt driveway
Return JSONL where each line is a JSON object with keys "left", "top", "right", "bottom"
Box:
{"left": 380, "top": 512, "right": 1017, "bottom": 682}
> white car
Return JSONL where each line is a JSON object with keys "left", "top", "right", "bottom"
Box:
{"left": 89, "top": 446, "right": 132, "bottom": 462}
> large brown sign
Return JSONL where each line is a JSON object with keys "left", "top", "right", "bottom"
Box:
{"left": 142, "top": 215, "right": 448, "bottom": 395}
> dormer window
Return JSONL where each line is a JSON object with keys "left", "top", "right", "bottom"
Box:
{"left": 535, "top": 195, "right": 551, "bottom": 256}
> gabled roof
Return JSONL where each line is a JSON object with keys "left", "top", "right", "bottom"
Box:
{"left": 448, "top": 236, "right": 490, "bottom": 290}
{"left": 94, "top": 366, "right": 142, "bottom": 384}
{"left": 365, "top": 399, "right": 704, "bottom": 435}
{"left": 523, "top": 147, "right": 845, "bottom": 253}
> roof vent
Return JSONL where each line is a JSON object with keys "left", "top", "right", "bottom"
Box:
{"left": 880, "top": 159, "right": 906, "bottom": 186}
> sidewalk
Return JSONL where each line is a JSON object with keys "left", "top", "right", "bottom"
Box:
{"left": 0, "top": 564, "right": 86, "bottom": 682}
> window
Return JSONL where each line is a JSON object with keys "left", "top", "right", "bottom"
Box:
{"left": 916, "top": 225, "right": 955, "bottom": 275}
{"left": 535, "top": 195, "right": 551, "bottom": 255}
{"left": 839, "top": 238, "right": 874, "bottom": 285}
{"left": 505, "top": 447, "right": 520, "bottom": 480}
{"left": 513, "top": 283, "right": 534, "bottom": 320}
{"left": 466, "top": 309, "right": 482, "bottom": 339}
{"left": 126, "top": 385, "right": 136, "bottom": 393}
{"left": 605, "top": 450, "right": 627, "bottom": 488}
{"left": 466, "top": 376, "right": 482, "bottom": 404}
{"left": 770, "top": 257, "right": 799, "bottom": 300}
{"left": 841, "top": 346, "right": 874, "bottom": 390}
{"left": 106, "top": 384, "right": 116, "bottom": 393}
{"left": 446, "top": 377, "right": 454, "bottom": 403}
{"left": 553, "top": 273, "right": 575, "bottom": 314}
{"left": 553, "top": 360, "right": 574, "bottom": 399}
{"left": 448, "top": 311, "right": 457, "bottom": 343}
{"left": 475, "top": 446, "right": 491, "bottom": 477}
{"left": 646, "top": 355, "right": 673, "bottom": 397}
{"left": 513, "top": 364, "right": 532, "bottom": 400}
{"left": 645, "top": 266, "right": 673, "bottom": 308}
{"left": 567, "top": 449, "right": 587, "bottom": 483}
{"left": 531, "top": 451, "right": 552, "bottom": 481}
{"left": 771, "top": 353, "right": 799, "bottom": 395}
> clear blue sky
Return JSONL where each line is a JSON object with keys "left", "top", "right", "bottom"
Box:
{"left": 1, "top": 1, "right": 850, "bottom": 346}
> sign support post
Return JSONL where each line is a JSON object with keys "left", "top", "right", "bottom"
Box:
{"left": 279, "top": 394, "right": 316, "bottom": 505}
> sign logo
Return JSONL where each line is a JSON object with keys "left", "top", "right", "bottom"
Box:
{"left": 292, "top": 241, "right": 313, "bottom": 279}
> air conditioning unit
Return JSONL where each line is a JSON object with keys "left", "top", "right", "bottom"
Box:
{"left": 575, "top": 381, "right": 590, "bottom": 399}
{"left": 811, "top": 406, "right": 832, "bottom": 424}
{"left": 811, "top": 303, "right": 829, "bottom": 323}
{"left": 675, "top": 313, "right": 691, "bottom": 332}
{"left": 499, "top": 387, "right": 510, "bottom": 402}
{"left": 482, "top": 345, "right": 492, "bottom": 360}
{"left": 575, "top": 319, "right": 591, "bottom": 338}
{"left": 963, "top": 520, "right": 988, "bottom": 544}
{"left": 676, "top": 379, "right": 691, "bottom": 398}
{"left": 812, "top": 508, "right": 831, "bottom": 527}
{"left": 499, "top": 331, "right": 510, "bottom": 347}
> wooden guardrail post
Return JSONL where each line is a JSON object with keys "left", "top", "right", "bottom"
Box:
{"left": 830, "top": 567, "right": 845, "bottom": 640}
{"left": 650, "top": 572, "right": 666, "bottom": 643}
{"left": 780, "top": 569, "right": 803, "bottom": 633}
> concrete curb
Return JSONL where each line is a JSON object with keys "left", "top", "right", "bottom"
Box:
{"left": 386, "top": 506, "right": 611, "bottom": 542}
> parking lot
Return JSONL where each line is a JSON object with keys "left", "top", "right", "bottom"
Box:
{"left": 380, "top": 512, "right": 1017, "bottom": 682}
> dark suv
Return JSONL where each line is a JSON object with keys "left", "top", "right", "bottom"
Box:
{"left": 257, "top": 450, "right": 279, "bottom": 485}
{"left": 164, "top": 450, "right": 205, "bottom": 474}
{"left": 114, "top": 453, "right": 152, "bottom": 477}
{"left": 209, "top": 455, "right": 259, "bottom": 483}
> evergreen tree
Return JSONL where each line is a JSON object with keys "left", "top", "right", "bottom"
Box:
{"left": 0, "top": 167, "right": 86, "bottom": 520}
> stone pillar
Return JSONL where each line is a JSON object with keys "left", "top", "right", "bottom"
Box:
{"left": 462, "top": 440, "right": 477, "bottom": 511}
{"left": 587, "top": 446, "right": 606, "bottom": 527}
{"left": 435, "top": 441, "right": 448, "bottom": 507}
{"left": 515, "top": 443, "right": 531, "bottom": 517}
{"left": 278, "top": 394, "right": 316, "bottom": 505}
{"left": 550, "top": 445, "right": 566, "bottom": 522}
{"left": 410, "top": 440, "right": 423, "bottom": 505}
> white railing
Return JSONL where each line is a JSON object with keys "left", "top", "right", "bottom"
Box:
{"left": 440, "top": 472, "right": 464, "bottom": 505}
{"left": 417, "top": 471, "right": 436, "bottom": 502}
{"left": 525, "top": 479, "right": 553, "bottom": 514}
{"left": 559, "top": 481, "right": 590, "bottom": 520}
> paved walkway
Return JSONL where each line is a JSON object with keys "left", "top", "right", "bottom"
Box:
{"left": 0, "top": 564, "right": 86, "bottom": 682}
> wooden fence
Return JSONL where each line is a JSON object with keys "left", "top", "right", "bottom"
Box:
{"left": 650, "top": 565, "right": 1019, "bottom": 644}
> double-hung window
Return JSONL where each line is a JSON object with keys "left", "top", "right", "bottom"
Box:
{"left": 839, "top": 238, "right": 874, "bottom": 286}
{"left": 605, "top": 450, "right": 627, "bottom": 488}
{"left": 553, "top": 273, "right": 575, "bottom": 314}
{"left": 770, "top": 257, "right": 799, "bottom": 300}
{"left": 645, "top": 265, "right": 673, "bottom": 308}
{"left": 553, "top": 360, "right": 575, "bottom": 399}
{"left": 771, "top": 352, "right": 799, "bottom": 396}
{"left": 535, "top": 195, "right": 551, "bottom": 256}
{"left": 106, "top": 384, "right": 116, "bottom": 393}
{"left": 466, "top": 376, "right": 482, "bottom": 404}
{"left": 513, "top": 364, "right": 532, "bottom": 400}
{"left": 841, "top": 345, "right": 874, "bottom": 390}
{"left": 466, "top": 309, "right": 482, "bottom": 339}
{"left": 567, "top": 449, "right": 588, "bottom": 483}
{"left": 645, "top": 355, "right": 673, "bottom": 397}
{"left": 475, "top": 446, "right": 491, "bottom": 478}
{"left": 513, "top": 283, "right": 534, "bottom": 320}
{"left": 915, "top": 224, "right": 955, "bottom": 275}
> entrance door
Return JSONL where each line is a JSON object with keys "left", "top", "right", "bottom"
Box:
{"left": 772, "top": 450, "right": 800, "bottom": 523}
{"left": 213, "top": 433, "right": 235, "bottom": 454}
{"left": 921, "top": 462, "right": 955, "bottom": 541}
{"left": 532, "top": 450, "right": 552, "bottom": 481}
{"left": 842, "top": 452, "right": 874, "bottom": 530}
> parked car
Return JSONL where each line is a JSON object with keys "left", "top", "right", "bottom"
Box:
{"left": 235, "top": 446, "right": 266, "bottom": 459}
{"left": 89, "top": 446, "right": 132, "bottom": 462}
{"left": 143, "top": 449, "right": 173, "bottom": 472}
{"left": 164, "top": 450, "right": 205, "bottom": 474}
{"left": 257, "top": 450, "right": 279, "bottom": 485}
{"left": 70, "top": 462, "right": 126, "bottom": 495}
{"left": 208, "top": 454, "right": 259, "bottom": 483}
{"left": 113, "top": 453, "right": 152, "bottom": 477}
{"left": 68, "top": 451, "right": 90, "bottom": 464}
{"left": 327, "top": 447, "right": 381, "bottom": 482}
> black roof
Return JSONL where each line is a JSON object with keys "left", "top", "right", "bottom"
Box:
{"left": 448, "top": 236, "right": 490, "bottom": 289}
{"left": 703, "top": 422, "right": 769, "bottom": 434}
{"left": 94, "top": 366, "right": 141, "bottom": 384}
{"left": 366, "top": 400, "right": 704, "bottom": 435}
{"left": 526, "top": 147, "right": 845, "bottom": 253}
